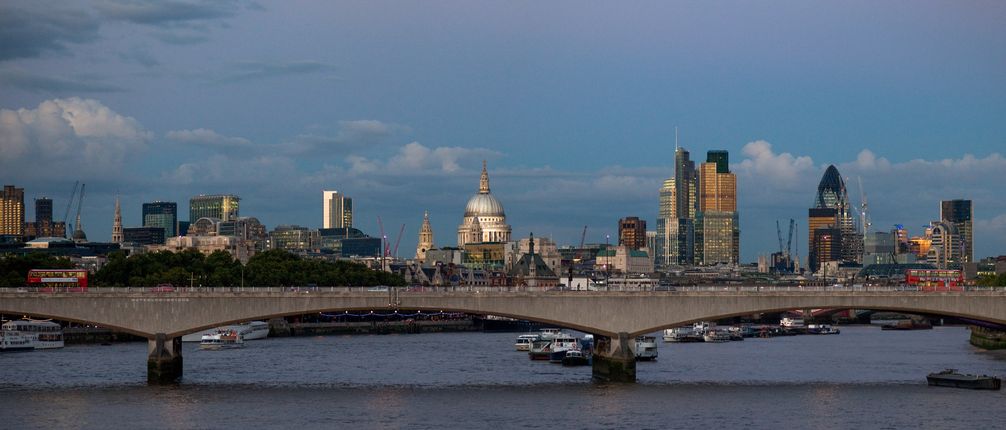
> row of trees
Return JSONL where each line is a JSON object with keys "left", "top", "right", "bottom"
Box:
{"left": 977, "top": 273, "right": 1006, "bottom": 287}
{"left": 1, "top": 249, "right": 405, "bottom": 288}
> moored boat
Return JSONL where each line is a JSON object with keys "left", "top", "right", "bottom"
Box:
{"left": 182, "top": 321, "right": 270, "bottom": 342}
{"left": 200, "top": 329, "right": 244, "bottom": 350}
{"left": 548, "top": 334, "right": 581, "bottom": 363}
{"left": 807, "top": 324, "right": 841, "bottom": 335}
{"left": 927, "top": 369, "right": 1001, "bottom": 390}
{"left": 538, "top": 328, "right": 563, "bottom": 340}
{"left": 780, "top": 317, "right": 805, "bottom": 328}
{"left": 514, "top": 334, "right": 538, "bottom": 351}
{"left": 664, "top": 327, "right": 703, "bottom": 343}
{"left": 881, "top": 319, "right": 932, "bottom": 330}
{"left": 528, "top": 339, "right": 553, "bottom": 360}
{"left": 561, "top": 349, "right": 590, "bottom": 366}
{"left": 635, "top": 336, "right": 658, "bottom": 361}
{"left": 702, "top": 329, "right": 731, "bottom": 343}
{"left": 0, "top": 331, "right": 34, "bottom": 352}
{"left": 1, "top": 319, "right": 64, "bottom": 349}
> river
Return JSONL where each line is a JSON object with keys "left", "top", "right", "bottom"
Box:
{"left": 2, "top": 326, "right": 1005, "bottom": 429}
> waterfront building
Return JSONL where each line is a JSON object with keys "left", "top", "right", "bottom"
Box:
{"left": 940, "top": 199, "right": 973, "bottom": 263}
{"left": 322, "top": 191, "right": 353, "bottom": 229}
{"left": 267, "top": 225, "right": 318, "bottom": 251}
{"left": 143, "top": 202, "right": 177, "bottom": 238}
{"left": 655, "top": 147, "right": 697, "bottom": 268}
{"left": 505, "top": 235, "right": 561, "bottom": 277}
{"left": 122, "top": 227, "right": 165, "bottom": 246}
{"left": 189, "top": 194, "right": 239, "bottom": 222}
{"left": 155, "top": 235, "right": 254, "bottom": 264}
{"left": 696, "top": 150, "right": 739, "bottom": 265}
{"left": 618, "top": 217, "right": 647, "bottom": 250}
{"left": 111, "top": 197, "right": 123, "bottom": 243}
{"left": 416, "top": 211, "right": 434, "bottom": 262}
{"left": 1, "top": 185, "right": 25, "bottom": 238}
{"left": 457, "top": 161, "right": 511, "bottom": 246}
{"left": 507, "top": 233, "right": 559, "bottom": 289}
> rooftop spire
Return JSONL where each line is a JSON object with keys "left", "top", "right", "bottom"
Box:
{"left": 479, "top": 160, "right": 490, "bottom": 194}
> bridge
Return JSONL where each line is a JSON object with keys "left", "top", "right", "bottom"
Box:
{"left": 2, "top": 286, "right": 1005, "bottom": 383}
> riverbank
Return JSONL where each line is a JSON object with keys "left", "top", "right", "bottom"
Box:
{"left": 969, "top": 326, "right": 1006, "bottom": 350}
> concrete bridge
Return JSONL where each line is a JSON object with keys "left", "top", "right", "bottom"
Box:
{"left": 2, "top": 287, "right": 1005, "bottom": 383}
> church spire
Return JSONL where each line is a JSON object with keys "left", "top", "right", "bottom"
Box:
{"left": 479, "top": 160, "right": 490, "bottom": 194}
{"left": 111, "top": 196, "right": 123, "bottom": 243}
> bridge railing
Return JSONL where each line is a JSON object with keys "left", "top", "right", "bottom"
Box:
{"left": 0, "top": 285, "right": 1001, "bottom": 294}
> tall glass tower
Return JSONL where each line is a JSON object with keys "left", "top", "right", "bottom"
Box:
{"left": 143, "top": 202, "right": 178, "bottom": 238}
{"left": 189, "top": 195, "right": 239, "bottom": 222}
{"left": 940, "top": 199, "right": 972, "bottom": 263}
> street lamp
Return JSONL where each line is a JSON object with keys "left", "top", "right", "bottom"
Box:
{"left": 605, "top": 234, "right": 610, "bottom": 291}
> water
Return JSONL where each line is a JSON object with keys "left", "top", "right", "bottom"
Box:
{"left": 2, "top": 326, "right": 1005, "bottom": 429}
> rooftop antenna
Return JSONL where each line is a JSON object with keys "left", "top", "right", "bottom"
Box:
{"left": 675, "top": 126, "right": 679, "bottom": 152}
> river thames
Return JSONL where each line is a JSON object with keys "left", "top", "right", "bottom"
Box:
{"left": 2, "top": 326, "right": 1005, "bottom": 429}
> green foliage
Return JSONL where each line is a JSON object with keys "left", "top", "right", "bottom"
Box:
{"left": 977, "top": 273, "right": 1006, "bottom": 287}
{"left": 0, "top": 253, "right": 75, "bottom": 288}
{"left": 91, "top": 249, "right": 404, "bottom": 288}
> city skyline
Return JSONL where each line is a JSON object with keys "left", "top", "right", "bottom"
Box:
{"left": 1, "top": 1, "right": 1005, "bottom": 260}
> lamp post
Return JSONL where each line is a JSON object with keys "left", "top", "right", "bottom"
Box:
{"left": 605, "top": 234, "right": 610, "bottom": 291}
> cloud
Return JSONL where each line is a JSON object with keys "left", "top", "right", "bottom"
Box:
{"left": 0, "top": 97, "right": 152, "bottom": 178}
{"left": 0, "top": 68, "right": 126, "bottom": 93}
{"left": 166, "top": 128, "right": 253, "bottom": 148}
{"left": 734, "top": 140, "right": 816, "bottom": 188}
{"left": 206, "top": 61, "right": 339, "bottom": 85}
{"left": 385, "top": 142, "right": 500, "bottom": 174}
{"left": 117, "top": 46, "right": 160, "bottom": 67}
{"left": 162, "top": 154, "right": 296, "bottom": 186}
{"left": 0, "top": 3, "right": 101, "bottom": 61}
{"left": 94, "top": 0, "right": 242, "bottom": 27}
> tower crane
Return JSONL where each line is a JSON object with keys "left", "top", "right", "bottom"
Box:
{"left": 776, "top": 220, "right": 785, "bottom": 256}
{"left": 786, "top": 218, "right": 795, "bottom": 259}
{"left": 392, "top": 224, "right": 405, "bottom": 257}
{"left": 377, "top": 216, "right": 387, "bottom": 256}
{"left": 72, "top": 183, "right": 86, "bottom": 240}
{"left": 62, "top": 181, "right": 79, "bottom": 236}
{"left": 858, "top": 177, "right": 871, "bottom": 234}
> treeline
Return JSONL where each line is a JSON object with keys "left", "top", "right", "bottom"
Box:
{"left": 94, "top": 249, "right": 406, "bottom": 288}
{"left": 1, "top": 249, "right": 405, "bottom": 288}
{"left": 977, "top": 273, "right": 1006, "bottom": 287}
{"left": 0, "top": 253, "right": 75, "bottom": 288}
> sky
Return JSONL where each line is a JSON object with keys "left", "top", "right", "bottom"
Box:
{"left": 1, "top": 0, "right": 1005, "bottom": 262}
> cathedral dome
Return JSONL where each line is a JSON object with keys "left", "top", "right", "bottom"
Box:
{"left": 464, "top": 193, "right": 505, "bottom": 217}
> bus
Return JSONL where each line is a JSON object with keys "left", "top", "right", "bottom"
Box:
{"left": 905, "top": 269, "right": 962, "bottom": 291}
{"left": 27, "top": 269, "right": 89, "bottom": 292}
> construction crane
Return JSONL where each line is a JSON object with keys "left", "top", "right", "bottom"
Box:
{"left": 61, "top": 181, "right": 79, "bottom": 236}
{"left": 858, "top": 177, "right": 871, "bottom": 234}
{"left": 376, "top": 216, "right": 387, "bottom": 256}
{"left": 786, "top": 218, "right": 795, "bottom": 259}
{"left": 392, "top": 224, "right": 405, "bottom": 257}
{"left": 72, "top": 183, "right": 86, "bottom": 240}
{"left": 579, "top": 225, "right": 587, "bottom": 249}
{"left": 776, "top": 220, "right": 785, "bottom": 256}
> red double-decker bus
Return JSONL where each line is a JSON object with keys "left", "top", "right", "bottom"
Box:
{"left": 27, "top": 269, "right": 89, "bottom": 292}
{"left": 905, "top": 269, "right": 962, "bottom": 291}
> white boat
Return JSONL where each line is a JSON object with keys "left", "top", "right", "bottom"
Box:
{"left": 200, "top": 329, "right": 244, "bottom": 350}
{"left": 635, "top": 336, "right": 658, "bottom": 360}
{"left": 702, "top": 329, "right": 731, "bottom": 343}
{"left": 548, "top": 334, "right": 581, "bottom": 363}
{"left": 664, "top": 327, "right": 703, "bottom": 343}
{"left": 514, "top": 334, "right": 538, "bottom": 351}
{"left": 780, "top": 317, "right": 805, "bottom": 328}
{"left": 538, "top": 328, "right": 563, "bottom": 340}
{"left": 0, "top": 330, "right": 34, "bottom": 352}
{"left": 1, "top": 320, "right": 64, "bottom": 349}
{"left": 183, "top": 321, "right": 269, "bottom": 342}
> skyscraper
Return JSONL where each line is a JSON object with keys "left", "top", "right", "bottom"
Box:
{"left": 189, "top": 195, "right": 239, "bottom": 222}
{"left": 144, "top": 202, "right": 178, "bottom": 238}
{"left": 35, "top": 197, "right": 52, "bottom": 224}
{"left": 618, "top": 217, "right": 647, "bottom": 250}
{"left": 656, "top": 147, "right": 697, "bottom": 267}
{"left": 1, "top": 185, "right": 25, "bottom": 237}
{"left": 808, "top": 165, "right": 860, "bottom": 269}
{"left": 696, "top": 150, "right": 739, "bottom": 265}
{"left": 940, "top": 199, "right": 973, "bottom": 263}
{"left": 322, "top": 191, "right": 353, "bottom": 229}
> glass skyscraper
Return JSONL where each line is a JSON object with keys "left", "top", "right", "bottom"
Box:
{"left": 143, "top": 201, "right": 178, "bottom": 238}
{"left": 940, "top": 199, "right": 972, "bottom": 263}
{"left": 189, "top": 195, "right": 240, "bottom": 222}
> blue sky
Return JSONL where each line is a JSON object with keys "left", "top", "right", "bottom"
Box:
{"left": 2, "top": 0, "right": 1005, "bottom": 261}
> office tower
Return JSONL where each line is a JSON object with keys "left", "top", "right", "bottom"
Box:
{"left": 808, "top": 208, "right": 838, "bottom": 272}
{"left": 123, "top": 227, "right": 166, "bottom": 246}
{"left": 24, "top": 196, "right": 66, "bottom": 240}
{"left": 696, "top": 150, "right": 739, "bottom": 265}
{"left": 940, "top": 199, "right": 973, "bottom": 263}
{"left": 111, "top": 197, "right": 123, "bottom": 243}
{"left": 189, "top": 195, "right": 239, "bottom": 222}
{"left": 927, "top": 220, "right": 958, "bottom": 269}
{"left": 416, "top": 211, "right": 434, "bottom": 262}
{"left": 35, "top": 197, "right": 53, "bottom": 224}
{"left": 809, "top": 165, "right": 859, "bottom": 267}
{"left": 618, "top": 217, "right": 647, "bottom": 250}
{"left": 656, "top": 147, "right": 697, "bottom": 267}
{"left": 322, "top": 191, "right": 353, "bottom": 229}
{"left": 812, "top": 228, "right": 843, "bottom": 273}
{"left": 144, "top": 202, "right": 178, "bottom": 238}
{"left": 1, "top": 185, "right": 25, "bottom": 237}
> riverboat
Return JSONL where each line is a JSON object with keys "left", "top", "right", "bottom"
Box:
{"left": 881, "top": 320, "right": 932, "bottom": 330}
{"left": 702, "top": 329, "right": 731, "bottom": 343}
{"left": 528, "top": 339, "right": 553, "bottom": 360}
{"left": 182, "top": 321, "right": 270, "bottom": 342}
{"left": 807, "top": 324, "right": 841, "bottom": 335}
{"left": 780, "top": 317, "right": 805, "bottom": 328}
{"left": 200, "top": 330, "right": 245, "bottom": 350}
{"left": 538, "top": 328, "right": 563, "bottom": 340}
{"left": 0, "top": 331, "right": 34, "bottom": 352}
{"left": 927, "top": 369, "right": 1001, "bottom": 390}
{"left": 664, "top": 327, "right": 703, "bottom": 343}
{"left": 1, "top": 320, "right": 64, "bottom": 349}
{"left": 635, "top": 336, "right": 658, "bottom": 361}
{"left": 515, "top": 334, "right": 538, "bottom": 351}
{"left": 561, "top": 349, "right": 589, "bottom": 366}
{"left": 727, "top": 326, "right": 745, "bottom": 341}
{"left": 548, "top": 334, "right": 581, "bottom": 363}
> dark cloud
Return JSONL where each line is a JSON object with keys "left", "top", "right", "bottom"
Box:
{"left": 0, "top": 69, "right": 126, "bottom": 93}
{"left": 207, "top": 61, "right": 339, "bottom": 84}
{"left": 117, "top": 47, "right": 160, "bottom": 67}
{"left": 0, "top": 3, "right": 101, "bottom": 61}
{"left": 150, "top": 30, "right": 211, "bottom": 45}
{"left": 93, "top": 0, "right": 242, "bottom": 27}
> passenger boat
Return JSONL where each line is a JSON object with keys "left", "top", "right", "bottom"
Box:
{"left": 538, "top": 328, "right": 563, "bottom": 340}
{"left": 0, "top": 331, "right": 34, "bottom": 352}
{"left": 702, "top": 329, "right": 731, "bottom": 343}
{"left": 1, "top": 320, "right": 64, "bottom": 349}
{"left": 881, "top": 319, "right": 932, "bottom": 330}
{"left": 528, "top": 339, "right": 553, "bottom": 360}
{"left": 548, "top": 334, "right": 581, "bottom": 363}
{"left": 199, "top": 330, "right": 245, "bottom": 350}
{"left": 514, "top": 334, "right": 538, "bottom": 351}
{"left": 664, "top": 327, "right": 703, "bottom": 343}
{"left": 635, "top": 336, "right": 658, "bottom": 361}
{"left": 182, "top": 321, "right": 270, "bottom": 342}
{"left": 807, "top": 324, "right": 841, "bottom": 335}
{"left": 561, "top": 349, "right": 590, "bottom": 366}
{"left": 726, "top": 326, "right": 745, "bottom": 341}
{"left": 779, "top": 317, "right": 805, "bottom": 328}
{"left": 927, "top": 369, "right": 1001, "bottom": 390}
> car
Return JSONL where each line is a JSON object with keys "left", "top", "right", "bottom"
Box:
{"left": 150, "top": 284, "right": 175, "bottom": 292}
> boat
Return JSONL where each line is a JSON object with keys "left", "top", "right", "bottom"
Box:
{"left": 726, "top": 326, "right": 745, "bottom": 341}
{"left": 199, "top": 329, "right": 245, "bottom": 350}
{"left": 927, "top": 369, "right": 1001, "bottom": 390}
{"left": 528, "top": 339, "right": 553, "bottom": 360}
{"left": 635, "top": 336, "right": 658, "bottom": 361}
{"left": 1, "top": 320, "right": 64, "bottom": 349}
{"left": 182, "top": 321, "right": 270, "bottom": 342}
{"left": 702, "top": 329, "right": 731, "bottom": 343}
{"left": 0, "top": 331, "right": 34, "bottom": 352}
{"left": 780, "top": 317, "right": 805, "bottom": 328}
{"left": 881, "top": 319, "right": 932, "bottom": 330}
{"left": 548, "top": 334, "right": 581, "bottom": 363}
{"left": 561, "top": 349, "right": 590, "bottom": 366}
{"left": 664, "top": 326, "right": 704, "bottom": 343}
{"left": 514, "top": 334, "right": 538, "bottom": 351}
{"left": 807, "top": 324, "right": 841, "bottom": 335}
{"left": 538, "top": 328, "right": 563, "bottom": 340}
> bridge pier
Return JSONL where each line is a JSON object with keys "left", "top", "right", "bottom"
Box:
{"left": 147, "top": 333, "right": 182, "bottom": 384}
{"left": 591, "top": 332, "right": 636, "bottom": 383}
